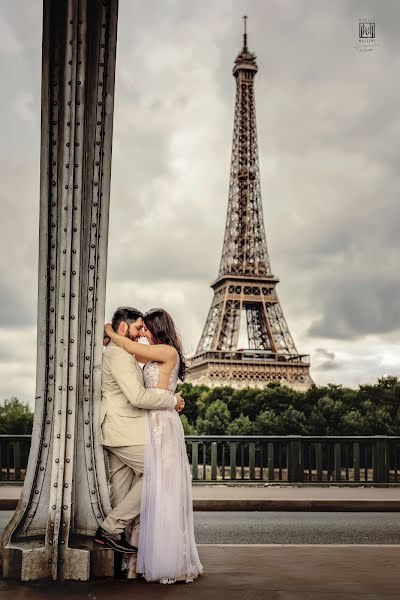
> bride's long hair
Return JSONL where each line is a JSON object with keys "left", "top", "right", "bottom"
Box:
{"left": 144, "top": 308, "right": 186, "bottom": 381}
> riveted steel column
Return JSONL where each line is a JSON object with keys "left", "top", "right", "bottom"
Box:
{"left": 1, "top": 0, "right": 118, "bottom": 581}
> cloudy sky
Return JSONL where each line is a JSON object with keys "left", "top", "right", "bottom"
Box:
{"left": 0, "top": 0, "right": 399, "bottom": 405}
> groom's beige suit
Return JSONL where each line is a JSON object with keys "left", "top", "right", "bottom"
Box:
{"left": 100, "top": 340, "right": 175, "bottom": 536}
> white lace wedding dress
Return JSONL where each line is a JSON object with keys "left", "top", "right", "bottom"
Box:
{"left": 125, "top": 356, "right": 203, "bottom": 584}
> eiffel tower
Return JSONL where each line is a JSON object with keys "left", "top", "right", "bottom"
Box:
{"left": 188, "top": 17, "right": 313, "bottom": 389}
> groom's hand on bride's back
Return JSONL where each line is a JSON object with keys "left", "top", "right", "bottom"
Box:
{"left": 174, "top": 390, "right": 185, "bottom": 413}
{"left": 103, "top": 335, "right": 111, "bottom": 347}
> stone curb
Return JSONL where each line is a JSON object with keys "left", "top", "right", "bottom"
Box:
{"left": 193, "top": 499, "right": 400, "bottom": 511}
{"left": 2, "top": 498, "right": 400, "bottom": 511}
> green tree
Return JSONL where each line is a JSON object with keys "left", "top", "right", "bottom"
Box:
{"left": 179, "top": 414, "right": 195, "bottom": 435}
{"left": 227, "top": 414, "right": 255, "bottom": 436}
{"left": 278, "top": 405, "right": 308, "bottom": 435}
{"left": 303, "top": 384, "right": 356, "bottom": 420}
{"left": 341, "top": 409, "right": 369, "bottom": 435}
{"left": 226, "top": 388, "right": 263, "bottom": 421}
{"left": 196, "top": 400, "right": 231, "bottom": 435}
{"left": 390, "top": 408, "right": 400, "bottom": 435}
{"left": 254, "top": 409, "right": 280, "bottom": 435}
{"left": 363, "top": 402, "right": 392, "bottom": 434}
{"left": 174, "top": 377, "right": 400, "bottom": 436}
{"left": 0, "top": 397, "right": 33, "bottom": 435}
{"left": 259, "top": 384, "right": 303, "bottom": 414}
{"left": 176, "top": 382, "right": 208, "bottom": 426}
{"left": 195, "top": 386, "right": 235, "bottom": 421}
{"left": 376, "top": 375, "right": 400, "bottom": 389}
{"left": 308, "top": 396, "right": 345, "bottom": 435}
{"left": 358, "top": 376, "right": 400, "bottom": 418}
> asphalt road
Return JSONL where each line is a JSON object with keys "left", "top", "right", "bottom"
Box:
{"left": 1, "top": 511, "right": 400, "bottom": 545}
{"left": 194, "top": 511, "right": 400, "bottom": 544}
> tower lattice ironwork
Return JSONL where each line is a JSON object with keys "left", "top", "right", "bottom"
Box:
{"left": 188, "top": 17, "right": 313, "bottom": 389}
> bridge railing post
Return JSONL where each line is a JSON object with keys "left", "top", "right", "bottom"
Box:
{"left": 373, "top": 437, "right": 389, "bottom": 483}
{"left": 287, "top": 437, "right": 303, "bottom": 483}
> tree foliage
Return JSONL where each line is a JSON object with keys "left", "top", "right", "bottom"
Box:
{"left": 0, "top": 397, "right": 33, "bottom": 435}
{"left": 177, "top": 376, "right": 400, "bottom": 436}
{"left": 196, "top": 399, "right": 231, "bottom": 435}
{"left": 3, "top": 376, "right": 400, "bottom": 436}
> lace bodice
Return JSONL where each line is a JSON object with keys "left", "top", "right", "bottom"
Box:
{"left": 143, "top": 354, "right": 179, "bottom": 392}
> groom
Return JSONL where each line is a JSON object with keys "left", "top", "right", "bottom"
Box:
{"left": 95, "top": 306, "right": 185, "bottom": 553}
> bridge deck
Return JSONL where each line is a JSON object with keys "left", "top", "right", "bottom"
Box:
{"left": 1, "top": 544, "right": 399, "bottom": 597}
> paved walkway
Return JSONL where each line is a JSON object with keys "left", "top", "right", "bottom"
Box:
{"left": 1, "top": 484, "right": 399, "bottom": 510}
{"left": 193, "top": 484, "right": 400, "bottom": 510}
{"left": 1, "top": 545, "right": 400, "bottom": 598}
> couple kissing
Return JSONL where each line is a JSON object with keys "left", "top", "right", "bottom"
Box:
{"left": 94, "top": 306, "right": 203, "bottom": 584}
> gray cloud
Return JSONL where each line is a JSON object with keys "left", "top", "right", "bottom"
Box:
{"left": 315, "top": 348, "right": 335, "bottom": 360}
{"left": 0, "top": 284, "right": 35, "bottom": 328}
{"left": 315, "top": 360, "right": 342, "bottom": 373}
{"left": 308, "top": 271, "right": 400, "bottom": 340}
{"left": 1, "top": 0, "right": 400, "bottom": 404}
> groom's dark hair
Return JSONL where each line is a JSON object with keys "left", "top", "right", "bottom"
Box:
{"left": 111, "top": 307, "right": 144, "bottom": 332}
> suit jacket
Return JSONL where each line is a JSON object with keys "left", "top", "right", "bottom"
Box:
{"left": 100, "top": 341, "right": 176, "bottom": 447}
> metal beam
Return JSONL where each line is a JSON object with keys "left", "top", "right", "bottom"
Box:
{"left": 1, "top": 0, "right": 119, "bottom": 581}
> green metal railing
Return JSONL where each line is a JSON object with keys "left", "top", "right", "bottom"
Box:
{"left": 0, "top": 435, "right": 31, "bottom": 483}
{"left": 1, "top": 434, "right": 400, "bottom": 484}
{"left": 184, "top": 436, "right": 400, "bottom": 484}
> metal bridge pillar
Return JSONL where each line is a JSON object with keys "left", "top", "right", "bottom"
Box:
{"left": 1, "top": 0, "right": 118, "bottom": 581}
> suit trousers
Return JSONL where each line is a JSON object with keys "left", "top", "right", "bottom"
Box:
{"left": 101, "top": 444, "right": 145, "bottom": 536}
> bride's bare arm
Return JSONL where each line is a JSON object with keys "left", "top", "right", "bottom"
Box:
{"left": 104, "top": 323, "right": 176, "bottom": 363}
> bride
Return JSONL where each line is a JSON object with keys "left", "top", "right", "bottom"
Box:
{"left": 104, "top": 308, "right": 203, "bottom": 584}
